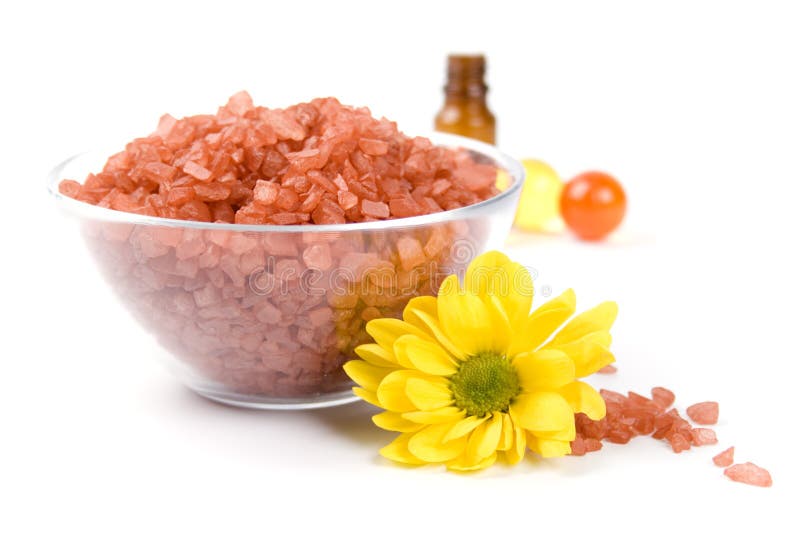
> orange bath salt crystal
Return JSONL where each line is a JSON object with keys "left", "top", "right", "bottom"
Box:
{"left": 650, "top": 387, "right": 675, "bottom": 410}
{"left": 396, "top": 236, "right": 426, "bottom": 271}
{"left": 724, "top": 462, "right": 772, "bottom": 487}
{"left": 687, "top": 401, "right": 719, "bottom": 425}
{"left": 690, "top": 428, "right": 718, "bottom": 446}
{"left": 59, "top": 179, "right": 82, "bottom": 198}
{"left": 183, "top": 161, "right": 212, "bottom": 181}
{"left": 358, "top": 138, "right": 389, "bottom": 156}
{"left": 713, "top": 446, "right": 735, "bottom": 467}
{"left": 361, "top": 199, "right": 390, "bottom": 219}
{"left": 337, "top": 190, "right": 358, "bottom": 210}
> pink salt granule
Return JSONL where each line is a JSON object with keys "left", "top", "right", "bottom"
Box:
{"left": 724, "top": 462, "right": 773, "bottom": 487}
{"left": 597, "top": 364, "right": 617, "bottom": 374}
{"left": 687, "top": 401, "right": 719, "bottom": 425}
{"left": 713, "top": 446, "right": 735, "bottom": 467}
{"left": 690, "top": 428, "right": 718, "bottom": 446}
{"left": 650, "top": 386, "right": 675, "bottom": 410}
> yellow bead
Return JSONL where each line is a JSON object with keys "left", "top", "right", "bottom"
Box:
{"left": 514, "top": 159, "right": 564, "bottom": 232}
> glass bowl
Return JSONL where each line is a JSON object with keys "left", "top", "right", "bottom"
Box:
{"left": 47, "top": 132, "right": 524, "bottom": 409}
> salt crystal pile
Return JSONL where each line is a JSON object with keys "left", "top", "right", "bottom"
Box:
{"left": 62, "top": 93, "right": 501, "bottom": 400}
{"left": 59, "top": 92, "right": 498, "bottom": 224}
{"left": 571, "top": 387, "right": 722, "bottom": 455}
{"left": 572, "top": 382, "right": 773, "bottom": 487}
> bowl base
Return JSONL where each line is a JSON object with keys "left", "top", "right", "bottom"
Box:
{"left": 190, "top": 386, "right": 360, "bottom": 410}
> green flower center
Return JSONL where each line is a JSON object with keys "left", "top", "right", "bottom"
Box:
{"left": 449, "top": 352, "right": 521, "bottom": 417}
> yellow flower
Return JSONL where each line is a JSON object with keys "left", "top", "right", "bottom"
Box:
{"left": 344, "top": 251, "right": 617, "bottom": 471}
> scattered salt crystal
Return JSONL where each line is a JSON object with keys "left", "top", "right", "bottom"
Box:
{"left": 687, "top": 401, "right": 719, "bottom": 425}
{"left": 713, "top": 446, "right": 735, "bottom": 467}
{"left": 690, "top": 428, "right": 718, "bottom": 446}
{"left": 724, "top": 462, "right": 772, "bottom": 487}
{"left": 650, "top": 387, "right": 675, "bottom": 410}
{"left": 668, "top": 432, "right": 691, "bottom": 453}
{"left": 597, "top": 364, "right": 617, "bottom": 374}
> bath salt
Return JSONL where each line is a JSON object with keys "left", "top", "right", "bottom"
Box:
{"left": 59, "top": 92, "right": 500, "bottom": 225}
{"left": 571, "top": 383, "right": 771, "bottom": 487}
{"left": 573, "top": 387, "right": 720, "bottom": 456}
{"left": 687, "top": 401, "right": 719, "bottom": 425}
{"left": 713, "top": 446, "right": 735, "bottom": 467}
{"left": 724, "top": 462, "right": 772, "bottom": 487}
{"left": 650, "top": 386, "right": 675, "bottom": 410}
{"left": 61, "top": 94, "right": 494, "bottom": 400}
{"left": 690, "top": 428, "right": 718, "bottom": 446}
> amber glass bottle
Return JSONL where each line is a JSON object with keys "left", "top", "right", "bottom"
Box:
{"left": 434, "top": 54, "right": 496, "bottom": 144}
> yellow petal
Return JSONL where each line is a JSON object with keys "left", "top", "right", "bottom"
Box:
{"left": 403, "top": 305, "right": 468, "bottom": 361}
{"left": 372, "top": 411, "right": 425, "bottom": 432}
{"left": 437, "top": 274, "right": 508, "bottom": 355}
{"left": 510, "top": 391, "right": 574, "bottom": 432}
{"left": 503, "top": 423, "right": 527, "bottom": 465}
{"left": 376, "top": 370, "right": 427, "bottom": 412}
{"left": 343, "top": 360, "right": 392, "bottom": 391}
{"left": 498, "top": 413, "right": 514, "bottom": 451}
{"left": 486, "top": 294, "right": 513, "bottom": 347}
{"left": 354, "top": 343, "right": 397, "bottom": 367}
{"left": 403, "top": 406, "right": 465, "bottom": 424}
{"left": 394, "top": 334, "right": 457, "bottom": 376}
{"left": 559, "top": 381, "right": 606, "bottom": 420}
{"left": 366, "top": 318, "right": 430, "bottom": 353}
{"left": 514, "top": 349, "right": 576, "bottom": 392}
{"left": 465, "top": 251, "right": 533, "bottom": 327}
{"left": 380, "top": 433, "right": 425, "bottom": 465}
{"left": 402, "top": 296, "right": 439, "bottom": 330}
{"left": 465, "top": 412, "right": 503, "bottom": 462}
{"left": 464, "top": 251, "right": 512, "bottom": 293}
{"left": 408, "top": 422, "right": 469, "bottom": 462}
{"left": 528, "top": 436, "right": 572, "bottom": 458}
{"left": 508, "top": 289, "right": 577, "bottom": 355}
{"left": 447, "top": 451, "right": 498, "bottom": 472}
{"left": 549, "top": 332, "right": 615, "bottom": 378}
{"left": 353, "top": 387, "right": 382, "bottom": 407}
{"left": 405, "top": 377, "right": 453, "bottom": 411}
{"left": 548, "top": 301, "right": 618, "bottom": 347}
{"left": 532, "top": 421, "right": 576, "bottom": 442}
{"left": 443, "top": 414, "right": 489, "bottom": 442}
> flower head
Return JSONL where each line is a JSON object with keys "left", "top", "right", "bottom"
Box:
{"left": 344, "top": 251, "right": 617, "bottom": 471}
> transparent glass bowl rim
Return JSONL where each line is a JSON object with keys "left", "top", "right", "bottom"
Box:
{"left": 46, "top": 131, "right": 525, "bottom": 234}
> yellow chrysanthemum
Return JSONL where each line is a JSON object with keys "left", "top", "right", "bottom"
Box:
{"left": 344, "top": 251, "right": 617, "bottom": 471}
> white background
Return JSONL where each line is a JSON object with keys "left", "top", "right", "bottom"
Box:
{"left": 1, "top": 0, "right": 796, "bottom": 532}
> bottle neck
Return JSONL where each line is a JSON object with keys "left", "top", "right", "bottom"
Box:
{"left": 443, "top": 55, "right": 489, "bottom": 103}
{"left": 444, "top": 83, "right": 488, "bottom": 102}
